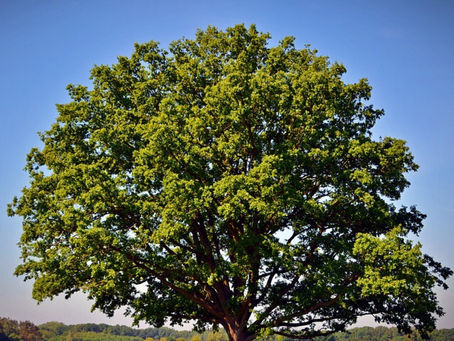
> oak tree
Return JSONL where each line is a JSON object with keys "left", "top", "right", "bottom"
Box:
{"left": 9, "top": 25, "right": 451, "bottom": 341}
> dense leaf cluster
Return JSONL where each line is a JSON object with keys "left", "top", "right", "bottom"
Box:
{"left": 0, "top": 317, "right": 42, "bottom": 341}
{"left": 9, "top": 24, "right": 451, "bottom": 340}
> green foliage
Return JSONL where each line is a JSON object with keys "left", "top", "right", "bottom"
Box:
{"left": 9, "top": 24, "right": 451, "bottom": 340}
{"left": 4, "top": 318, "right": 454, "bottom": 341}
{"left": 313, "top": 326, "right": 454, "bottom": 341}
{"left": 0, "top": 317, "right": 42, "bottom": 341}
{"left": 204, "top": 331, "right": 228, "bottom": 341}
{"left": 38, "top": 323, "right": 192, "bottom": 341}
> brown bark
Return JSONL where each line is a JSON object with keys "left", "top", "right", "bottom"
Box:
{"left": 223, "top": 321, "right": 255, "bottom": 341}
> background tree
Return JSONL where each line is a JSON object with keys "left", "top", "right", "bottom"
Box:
{"left": 18, "top": 321, "right": 42, "bottom": 341}
{"left": 9, "top": 24, "right": 451, "bottom": 341}
{"left": 0, "top": 318, "right": 20, "bottom": 341}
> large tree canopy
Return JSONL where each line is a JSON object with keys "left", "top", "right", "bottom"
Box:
{"left": 9, "top": 25, "right": 451, "bottom": 341}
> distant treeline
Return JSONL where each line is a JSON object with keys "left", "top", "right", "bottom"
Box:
{"left": 0, "top": 317, "right": 41, "bottom": 341}
{"left": 1, "top": 317, "right": 454, "bottom": 341}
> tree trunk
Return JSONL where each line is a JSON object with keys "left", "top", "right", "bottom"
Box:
{"left": 223, "top": 322, "right": 254, "bottom": 341}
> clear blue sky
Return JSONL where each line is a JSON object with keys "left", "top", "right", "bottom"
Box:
{"left": 1, "top": 0, "right": 453, "bottom": 329}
